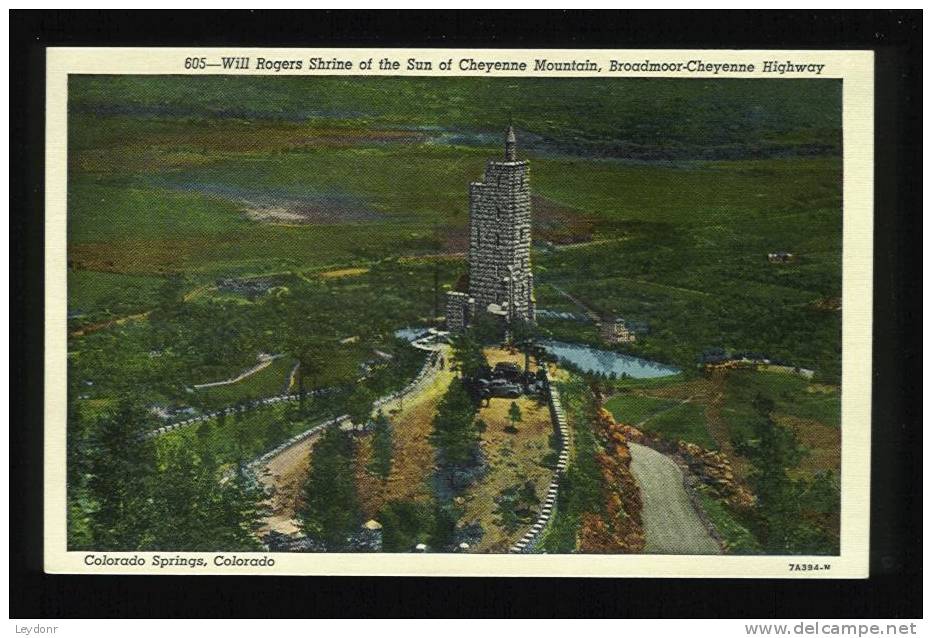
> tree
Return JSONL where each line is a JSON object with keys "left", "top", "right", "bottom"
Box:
{"left": 157, "top": 273, "right": 187, "bottom": 312}
{"left": 377, "top": 500, "right": 432, "bottom": 552}
{"left": 430, "top": 380, "right": 480, "bottom": 469}
{"left": 506, "top": 401, "right": 523, "bottom": 433}
{"left": 196, "top": 419, "right": 212, "bottom": 442}
{"left": 377, "top": 498, "right": 458, "bottom": 552}
{"left": 85, "top": 400, "right": 157, "bottom": 549}
{"left": 145, "top": 445, "right": 262, "bottom": 551}
{"left": 291, "top": 338, "right": 356, "bottom": 414}
{"left": 288, "top": 338, "right": 326, "bottom": 411}
{"left": 737, "top": 394, "right": 807, "bottom": 552}
{"left": 67, "top": 398, "right": 94, "bottom": 548}
{"left": 299, "top": 427, "right": 361, "bottom": 549}
{"left": 449, "top": 332, "right": 488, "bottom": 380}
{"left": 367, "top": 410, "right": 393, "bottom": 481}
{"left": 511, "top": 318, "right": 539, "bottom": 374}
{"left": 347, "top": 386, "right": 375, "bottom": 431}
{"left": 264, "top": 416, "right": 287, "bottom": 448}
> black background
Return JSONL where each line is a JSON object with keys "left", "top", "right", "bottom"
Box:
{"left": 10, "top": 10, "right": 922, "bottom": 619}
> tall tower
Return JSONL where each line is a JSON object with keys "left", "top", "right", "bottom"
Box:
{"left": 465, "top": 126, "right": 535, "bottom": 325}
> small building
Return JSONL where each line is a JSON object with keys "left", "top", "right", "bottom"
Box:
{"left": 600, "top": 316, "right": 637, "bottom": 344}
{"left": 357, "top": 520, "right": 383, "bottom": 552}
{"left": 768, "top": 251, "right": 795, "bottom": 264}
{"left": 445, "top": 291, "right": 476, "bottom": 333}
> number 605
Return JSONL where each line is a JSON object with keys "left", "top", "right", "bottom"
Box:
{"left": 185, "top": 57, "right": 207, "bottom": 69}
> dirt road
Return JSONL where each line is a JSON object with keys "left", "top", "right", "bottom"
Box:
{"left": 628, "top": 442, "right": 720, "bottom": 555}
{"left": 257, "top": 430, "right": 326, "bottom": 536}
{"left": 260, "top": 350, "right": 447, "bottom": 535}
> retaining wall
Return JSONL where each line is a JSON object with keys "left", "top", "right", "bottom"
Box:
{"left": 143, "top": 388, "right": 332, "bottom": 440}
{"left": 146, "top": 350, "right": 438, "bottom": 442}
{"left": 245, "top": 352, "right": 439, "bottom": 477}
{"left": 509, "top": 371, "right": 570, "bottom": 554}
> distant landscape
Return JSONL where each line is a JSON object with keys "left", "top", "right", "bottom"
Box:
{"left": 67, "top": 76, "right": 842, "bottom": 556}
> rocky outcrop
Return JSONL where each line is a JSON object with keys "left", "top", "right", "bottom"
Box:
{"left": 578, "top": 408, "right": 645, "bottom": 553}
{"left": 676, "top": 442, "right": 755, "bottom": 510}
{"left": 603, "top": 409, "right": 755, "bottom": 512}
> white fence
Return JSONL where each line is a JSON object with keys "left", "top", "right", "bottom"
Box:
{"left": 509, "top": 372, "right": 570, "bottom": 554}
{"left": 143, "top": 388, "right": 332, "bottom": 440}
{"left": 245, "top": 413, "right": 350, "bottom": 475}
{"left": 370, "top": 352, "right": 438, "bottom": 413}
{"left": 245, "top": 352, "right": 438, "bottom": 475}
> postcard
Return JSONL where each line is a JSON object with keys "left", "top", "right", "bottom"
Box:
{"left": 44, "top": 47, "right": 873, "bottom": 577}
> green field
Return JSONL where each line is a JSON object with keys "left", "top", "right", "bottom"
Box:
{"left": 68, "top": 270, "right": 166, "bottom": 324}
{"left": 69, "top": 76, "right": 841, "bottom": 153}
{"left": 607, "top": 391, "right": 718, "bottom": 452}
{"left": 157, "top": 400, "right": 327, "bottom": 467}
{"left": 193, "top": 356, "right": 298, "bottom": 409}
{"left": 641, "top": 402, "right": 719, "bottom": 450}
{"left": 724, "top": 368, "right": 841, "bottom": 430}
{"left": 67, "top": 76, "right": 842, "bottom": 386}
{"left": 604, "top": 394, "right": 676, "bottom": 426}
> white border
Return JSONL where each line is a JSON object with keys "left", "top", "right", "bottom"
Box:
{"left": 44, "top": 47, "right": 873, "bottom": 577}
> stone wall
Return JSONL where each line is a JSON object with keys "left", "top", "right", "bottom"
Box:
{"left": 244, "top": 353, "right": 438, "bottom": 486}
{"left": 509, "top": 370, "right": 570, "bottom": 553}
{"left": 445, "top": 291, "right": 473, "bottom": 333}
{"left": 144, "top": 389, "right": 331, "bottom": 440}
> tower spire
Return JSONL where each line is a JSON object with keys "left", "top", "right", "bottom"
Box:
{"left": 505, "top": 124, "right": 517, "bottom": 161}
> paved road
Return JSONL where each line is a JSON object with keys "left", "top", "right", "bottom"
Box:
{"left": 628, "top": 442, "right": 721, "bottom": 555}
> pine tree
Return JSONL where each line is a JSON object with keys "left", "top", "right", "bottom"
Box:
{"left": 430, "top": 380, "right": 480, "bottom": 468}
{"left": 298, "top": 427, "right": 361, "bottom": 549}
{"left": 367, "top": 410, "right": 393, "bottom": 480}
{"left": 264, "top": 417, "right": 287, "bottom": 448}
{"left": 507, "top": 401, "right": 523, "bottom": 432}
{"left": 449, "top": 332, "right": 488, "bottom": 380}
{"left": 145, "top": 444, "right": 261, "bottom": 551}
{"left": 739, "top": 394, "right": 806, "bottom": 552}
{"left": 85, "top": 400, "right": 157, "bottom": 549}
{"left": 347, "top": 386, "right": 375, "bottom": 431}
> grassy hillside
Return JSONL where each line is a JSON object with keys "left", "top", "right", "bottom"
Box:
{"left": 70, "top": 76, "right": 841, "bottom": 157}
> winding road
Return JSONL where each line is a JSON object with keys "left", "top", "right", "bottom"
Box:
{"left": 256, "top": 343, "right": 449, "bottom": 536}
{"left": 628, "top": 442, "right": 721, "bottom": 555}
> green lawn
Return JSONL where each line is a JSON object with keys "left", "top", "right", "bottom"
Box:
{"left": 193, "top": 356, "right": 298, "bottom": 410}
{"left": 157, "top": 400, "right": 332, "bottom": 467}
{"left": 724, "top": 368, "right": 840, "bottom": 438}
{"left": 67, "top": 180, "right": 250, "bottom": 245}
{"left": 604, "top": 394, "right": 676, "bottom": 426}
{"left": 639, "top": 401, "right": 718, "bottom": 450}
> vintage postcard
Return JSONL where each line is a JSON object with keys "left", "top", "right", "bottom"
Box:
{"left": 44, "top": 47, "right": 873, "bottom": 577}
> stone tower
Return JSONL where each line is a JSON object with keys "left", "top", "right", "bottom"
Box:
{"left": 446, "top": 126, "right": 535, "bottom": 331}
